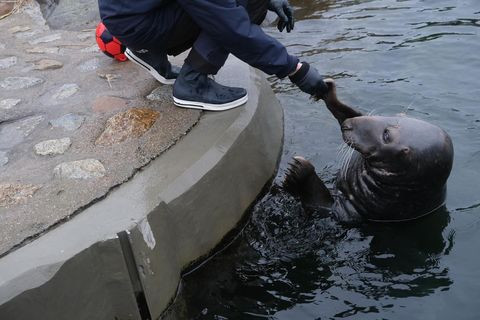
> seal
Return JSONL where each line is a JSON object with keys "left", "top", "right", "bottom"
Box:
{"left": 283, "top": 80, "right": 454, "bottom": 223}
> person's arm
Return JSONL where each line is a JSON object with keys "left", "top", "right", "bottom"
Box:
{"left": 288, "top": 62, "right": 330, "bottom": 99}
{"left": 176, "top": 0, "right": 299, "bottom": 78}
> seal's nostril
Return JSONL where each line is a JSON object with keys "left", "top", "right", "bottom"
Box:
{"left": 341, "top": 123, "right": 352, "bottom": 131}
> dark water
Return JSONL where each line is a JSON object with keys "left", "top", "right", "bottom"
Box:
{"left": 168, "top": 0, "right": 480, "bottom": 319}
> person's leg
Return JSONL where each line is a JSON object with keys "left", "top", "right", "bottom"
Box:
{"left": 172, "top": 0, "right": 270, "bottom": 111}
{"left": 176, "top": 0, "right": 297, "bottom": 78}
{"left": 102, "top": 2, "right": 194, "bottom": 84}
{"left": 184, "top": 0, "right": 269, "bottom": 75}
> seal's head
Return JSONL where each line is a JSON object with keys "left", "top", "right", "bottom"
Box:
{"left": 338, "top": 115, "right": 454, "bottom": 221}
{"left": 341, "top": 116, "right": 453, "bottom": 183}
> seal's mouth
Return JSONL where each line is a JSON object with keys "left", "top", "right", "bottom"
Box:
{"left": 341, "top": 120, "right": 378, "bottom": 159}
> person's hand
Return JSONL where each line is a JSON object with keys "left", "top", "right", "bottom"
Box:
{"left": 268, "top": 0, "right": 295, "bottom": 32}
{"left": 289, "top": 62, "right": 329, "bottom": 100}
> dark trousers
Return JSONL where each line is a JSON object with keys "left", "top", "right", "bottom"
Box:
{"left": 102, "top": 0, "right": 297, "bottom": 77}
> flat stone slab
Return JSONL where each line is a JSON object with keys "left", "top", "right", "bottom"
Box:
{"left": 0, "top": 56, "right": 17, "bottom": 70}
{"left": 0, "top": 116, "right": 44, "bottom": 149}
{"left": 51, "top": 83, "right": 79, "bottom": 100}
{"left": 0, "top": 99, "right": 21, "bottom": 110}
{"left": 95, "top": 108, "right": 161, "bottom": 146}
{"left": 0, "top": 77, "right": 44, "bottom": 90}
{"left": 34, "top": 138, "right": 71, "bottom": 155}
{"left": 0, "top": 183, "right": 41, "bottom": 208}
{"left": 49, "top": 113, "right": 85, "bottom": 131}
{"left": 54, "top": 159, "right": 106, "bottom": 179}
{"left": 0, "top": 2, "right": 201, "bottom": 256}
{"left": 92, "top": 96, "right": 127, "bottom": 113}
{"left": 0, "top": 152, "right": 8, "bottom": 167}
{"left": 34, "top": 59, "right": 63, "bottom": 70}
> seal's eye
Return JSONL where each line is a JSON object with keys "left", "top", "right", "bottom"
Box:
{"left": 383, "top": 129, "right": 391, "bottom": 143}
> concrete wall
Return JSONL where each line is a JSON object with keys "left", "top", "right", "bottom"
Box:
{"left": 0, "top": 59, "right": 283, "bottom": 320}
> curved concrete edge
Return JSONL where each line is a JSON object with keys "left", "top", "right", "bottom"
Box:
{"left": 0, "top": 57, "right": 284, "bottom": 320}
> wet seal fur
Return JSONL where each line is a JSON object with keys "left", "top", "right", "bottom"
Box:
{"left": 283, "top": 80, "right": 454, "bottom": 223}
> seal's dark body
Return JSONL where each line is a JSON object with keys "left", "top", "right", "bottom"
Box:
{"left": 332, "top": 152, "right": 448, "bottom": 223}
{"left": 283, "top": 80, "right": 454, "bottom": 223}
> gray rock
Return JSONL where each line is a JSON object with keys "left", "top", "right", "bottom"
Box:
{"left": 81, "top": 45, "right": 98, "bottom": 53}
{"left": 9, "top": 26, "right": 31, "bottom": 33}
{"left": 26, "top": 47, "right": 60, "bottom": 54}
{"left": 54, "top": 159, "right": 106, "bottom": 179}
{"left": 15, "top": 31, "right": 39, "bottom": 39}
{"left": 50, "top": 114, "right": 85, "bottom": 131}
{"left": 77, "top": 33, "right": 92, "bottom": 41}
{"left": 34, "top": 138, "right": 71, "bottom": 156}
{"left": 29, "top": 33, "right": 62, "bottom": 45}
{"left": 95, "top": 108, "right": 160, "bottom": 146}
{"left": 0, "top": 116, "right": 44, "bottom": 149}
{"left": 0, "top": 151, "right": 8, "bottom": 167}
{"left": 77, "top": 58, "right": 100, "bottom": 72}
{"left": 0, "top": 77, "right": 44, "bottom": 90}
{"left": 146, "top": 87, "right": 169, "bottom": 101}
{"left": 34, "top": 59, "right": 64, "bottom": 71}
{"left": 0, "top": 99, "right": 21, "bottom": 110}
{"left": 0, "top": 42, "right": 5, "bottom": 50}
{"left": 0, "top": 56, "right": 17, "bottom": 70}
{"left": 0, "top": 183, "right": 41, "bottom": 207}
{"left": 52, "top": 83, "right": 79, "bottom": 100}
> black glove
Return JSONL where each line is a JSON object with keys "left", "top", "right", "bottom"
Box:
{"left": 268, "top": 0, "right": 295, "bottom": 32}
{"left": 289, "top": 62, "right": 329, "bottom": 99}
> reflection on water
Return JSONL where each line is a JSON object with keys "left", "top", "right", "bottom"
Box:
{"left": 168, "top": 0, "right": 480, "bottom": 319}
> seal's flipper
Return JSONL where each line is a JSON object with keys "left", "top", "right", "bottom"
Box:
{"left": 283, "top": 156, "right": 333, "bottom": 214}
{"left": 323, "top": 79, "right": 363, "bottom": 125}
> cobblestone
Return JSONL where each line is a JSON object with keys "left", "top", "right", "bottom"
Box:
{"left": 34, "top": 138, "right": 71, "bottom": 156}
{"left": 0, "top": 56, "right": 17, "bottom": 70}
{"left": 29, "top": 33, "right": 62, "bottom": 45}
{"left": 147, "top": 87, "right": 170, "bottom": 101}
{"left": 51, "top": 83, "right": 79, "bottom": 100}
{"left": 0, "top": 116, "right": 44, "bottom": 149}
{"left": 26, "top": 47, "right": 60, "bottom": 54}
{"left": 34, "top": 59, "right": 64, "bottom": 70}
{"left": 96, "top": 108, "right": 160, "bottom": 146}
{"left": 9, "top": 26, "right": 31, "bottom": 34}
{"left": 54, "top": 159, "right": 106, "bottom": 179}
{"left": 0, "top": 183, "right": 41, "bottom": 207}
{"left": 49, "top": 114, "right": 85, "bottom": 131}
{"left": 0, "top": 99, "right": 21, "bottom": 110}
{"left": 0, "top": 152, "right": 8, "bottom": 167}
{"left": 92, "top": 96, "right": 127, "bottom": 113}
{"left": 0, "top": 77, "right": 44, "bottom": 90}
{"left": 77, "top": 58, "right": 100, "bottom": 72}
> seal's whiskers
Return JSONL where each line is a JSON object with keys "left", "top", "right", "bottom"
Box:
{"left": 343, "top": 146, "right": 355, "bottom": 180}
{"left": 337, "top": 142, "right": 354, "bottom": 179}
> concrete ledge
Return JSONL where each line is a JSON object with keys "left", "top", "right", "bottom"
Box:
{"left": 0, "top": 58, "right": 283, "bottom": 320}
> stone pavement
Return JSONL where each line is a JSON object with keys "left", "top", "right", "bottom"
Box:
{"left": 0, "top": 1, "right": 201, "bottom": 256}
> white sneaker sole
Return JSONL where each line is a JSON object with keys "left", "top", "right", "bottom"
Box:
{"left": 173, "top": 94, "right": 248, "bottom": 111}
{"left": 125, "top": 48, "right": 176, "bottom": 85}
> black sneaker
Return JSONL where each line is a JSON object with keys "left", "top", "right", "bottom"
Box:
{"left": 125, "top": 48, "right": 180, "bottom": 85}
{"left": 172, "top": 63, "right": 248, "bottom": 111}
